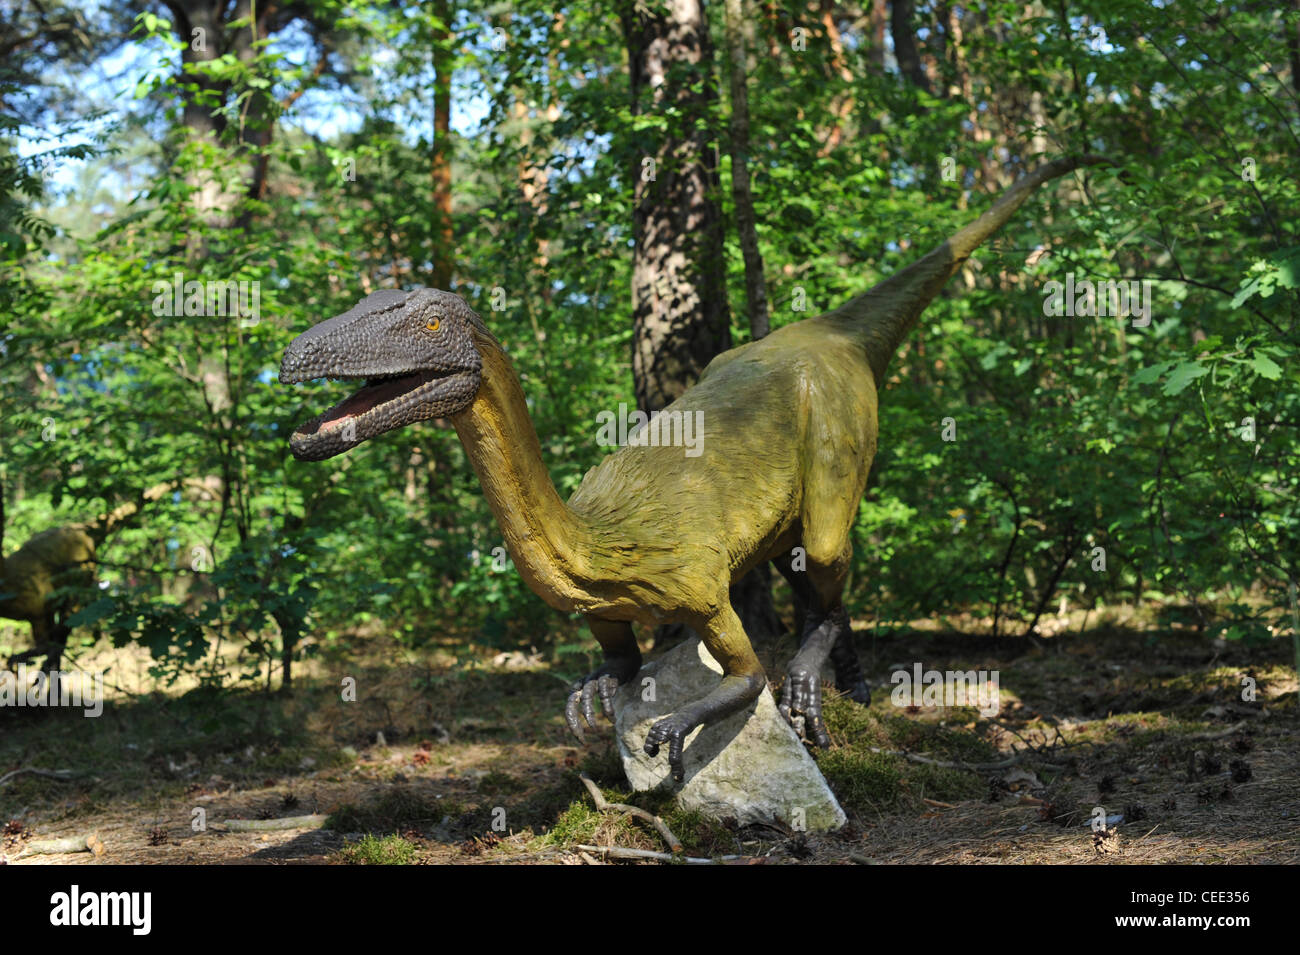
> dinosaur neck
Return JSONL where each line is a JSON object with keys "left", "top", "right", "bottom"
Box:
{"left": 835, "top": 155, "right": 1109, "bottom": 381}
{"left": 450, "top": 336, "right": 595, "bottom": 611}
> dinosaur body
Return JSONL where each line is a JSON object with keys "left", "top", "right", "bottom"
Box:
{"left": 281, "top": 155, "right": 1106, "bottom": 781}
{"left": 0, "top": 525, "right": 97, "bottom": 670}
{"left": 0, "top": 477, "right": 222, "bottom": 671}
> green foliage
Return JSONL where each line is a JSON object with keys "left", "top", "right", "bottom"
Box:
{"left": 2, "top": 0, "right": 1298, "bottom": 686}
{"left": 539, "top": 799, "right": 609, "bottom": 847}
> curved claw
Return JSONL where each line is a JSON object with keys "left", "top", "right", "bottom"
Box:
{"left": 564, "top": 685, "right": 588, "bottom": 743}
{"left": 581, "top": 677, "right": 601, "bottom": 729}
{"left": 598, "top": 674, "right": 619, "bottom": 718}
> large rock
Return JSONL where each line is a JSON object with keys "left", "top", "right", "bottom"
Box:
{"left": 613, "top": 637, "right": 846, "bottom": 831}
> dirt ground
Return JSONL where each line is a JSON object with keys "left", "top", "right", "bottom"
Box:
{"left": 2, "top": 607, "right": 1297, "bottom": 865}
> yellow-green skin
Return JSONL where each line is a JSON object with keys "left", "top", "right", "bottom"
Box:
{"left": 567, "top": 313, "right": 875, "bottom": 627}
{"left": 0, "top": 526, "right": 96, "bottom": 663}
{"left": 284, "top": 155, "right": 1111, "bottom": 777}
{"left": 0, "top": 479, "right": 221, "bottom": 668}
{"left": 516, "top": 157, "right": 1109, "bottom": 689}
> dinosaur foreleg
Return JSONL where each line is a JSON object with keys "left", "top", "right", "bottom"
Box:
{"left": 565, "top": 618, "right": 641, "bottom": 743}
{"left": 643, "top": 604, "right": 765, "bottom": 783}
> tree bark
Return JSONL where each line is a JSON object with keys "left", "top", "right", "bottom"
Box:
{"left": 890, "top": 0, "right": 932, "bottom": 94}
{"left": 431, "top": 0, "right": 453, "bottom": 288}
{"left": 621, "top": 0, "right": 783, "bottom": 653}
{"left": 620, "top": 0, "right": 732, "bottom": 414}
{"left": 723, "top": 0, "right": 769, "bottom": 340}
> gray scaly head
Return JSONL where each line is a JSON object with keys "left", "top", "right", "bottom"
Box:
{"left": 280, "top": 288, "right": 486, "bottom": 461}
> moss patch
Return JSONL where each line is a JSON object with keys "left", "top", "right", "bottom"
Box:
{"left": 340, "top": 833, "right": 417, "bottom": 865}
{"left": 816, "top": 693, "right": 990, "bottom": 814}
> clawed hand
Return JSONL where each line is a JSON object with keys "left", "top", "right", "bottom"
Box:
{"left": 643, "top": 713, "right": 694, "bottom": 784}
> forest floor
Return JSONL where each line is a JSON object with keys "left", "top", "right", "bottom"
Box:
{"left": 2, "top": 604, "right": 1297, "bottom": 865}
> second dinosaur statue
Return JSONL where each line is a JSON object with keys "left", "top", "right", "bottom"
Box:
{"left": 0, "top": 477, "right": 222, "bottom": 671}
{"left": 281, "top": 156, "right": 1107, "bottom": 781}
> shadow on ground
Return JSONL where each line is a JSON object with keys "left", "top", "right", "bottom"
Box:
{"left": 1, "top": 622, "right": 1296, "bottom": 864}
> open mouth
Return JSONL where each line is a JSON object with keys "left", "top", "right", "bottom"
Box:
{"left": 293, "top": 369, "right": 445, "bottom": 439}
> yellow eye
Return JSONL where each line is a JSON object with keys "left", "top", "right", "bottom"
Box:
{"left": 426, "top": 318, "right": 441, "bottom": 331}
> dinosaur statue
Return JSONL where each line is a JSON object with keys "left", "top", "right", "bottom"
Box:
{"left": 280, "top": 155, "right": 1107, "bottom": 782}
{"left": 0, "top": 477, "right": 222, "bottom": 671}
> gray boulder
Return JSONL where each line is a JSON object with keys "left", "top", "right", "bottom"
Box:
{"left": 613, "top": 637, "right": 846, "bottom": 831}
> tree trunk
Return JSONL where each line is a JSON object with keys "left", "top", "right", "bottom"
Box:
{"left": 431, "top": 0, "right": 453, "bottom": 288}
{"left": 620, "top": 0, "right": 731, "bottom": 414}
{"left": 723, "top": 0, "right": 769, "bottom": 340}
{"left": 890, "top": 0, "right": 932, "bottom": 94}
{"left": 621, "top": 0, "right": 784, "bottom": 653}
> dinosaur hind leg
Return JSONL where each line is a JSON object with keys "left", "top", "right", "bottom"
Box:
{"left": 643, "top": 603, "right": 765, "bottom": 783}
{"left": 565, "top": 618, "right": 641, "bottom": 743}
{"left": 828, "top": 615, "right": 869, "bottom": 704}
{"left": 775, "top": 529, "right": 871, "bottom": 744}
{"left": 45, "top": 618, "right": 71, "bottom": 673}
{"left": 8, "top": 612, "right": 67, "bottom": 673}
{"left": 774, "top": 549, "right": 868, "bottom": 705}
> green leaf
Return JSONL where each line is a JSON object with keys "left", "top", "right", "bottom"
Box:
{"left": 1249, "top": 353, "right": 1283, "bottom": 380}
{"left": 1132, "top": 361, "right": 1174, "bottom": 385}
{"left": 1162, "top": 361, "right": 1209, "bottom": 396}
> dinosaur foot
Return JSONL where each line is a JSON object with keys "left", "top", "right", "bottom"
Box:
{"left": 643, "top": 714, "right": 694, "bottom": 784}
{"left": 779, "top": 663, "right": 831, "bottom": 749}
{"left": 564, "top": 654, "right": 640, "bottom": 744}
{"left": 829, "top": 628, "right": 870, "bottom": 706}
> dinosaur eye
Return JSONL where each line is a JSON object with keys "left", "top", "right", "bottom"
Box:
{"left": 426, "top": 318, "right": 441, "bottom": 332}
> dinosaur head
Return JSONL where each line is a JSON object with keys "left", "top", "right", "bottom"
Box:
{"left": 280, "top": 288, "right": 486, "bottom": 461}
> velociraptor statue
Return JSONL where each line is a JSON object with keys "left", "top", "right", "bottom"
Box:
{"left": 280, "top": 156, "right": 1107, "bottom": 781}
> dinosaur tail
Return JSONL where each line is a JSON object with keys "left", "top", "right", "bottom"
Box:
{"left": 829, "top": 154, "right": 1111, "bottom": 383}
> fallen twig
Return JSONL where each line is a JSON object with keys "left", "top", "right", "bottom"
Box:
{"left": 0, "top": 768, "right": 76, "bottom": 789}
{"left": 17, "top": 832, "right": 104, "bottom": 858}
{"left": 220, "top": 814, "right": 329, "bottom": 832}
{"left": 576, "top": 844, "right": 749, "bottom": 864}
{"left": 1185, "top": 721, "right": 1249, "bottom": 741}
{"left": 578, "top": 773, "right": 682, "bottom": 852}
{"left": 867, "top": 747, "right": 1064, "bottom": 772}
